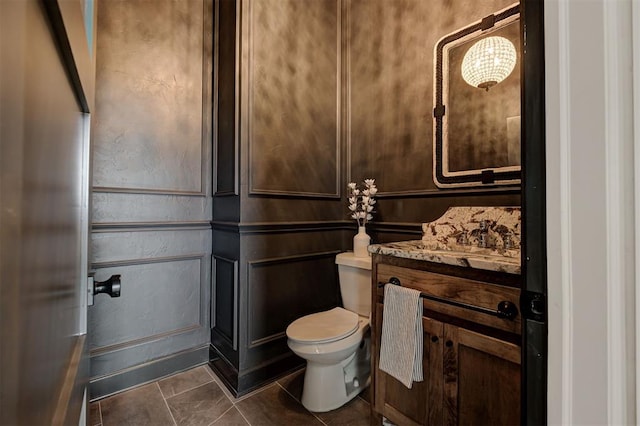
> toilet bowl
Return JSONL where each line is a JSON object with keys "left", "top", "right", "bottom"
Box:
{"left": 286, "top": 252, "right": 372, "bottom": 412}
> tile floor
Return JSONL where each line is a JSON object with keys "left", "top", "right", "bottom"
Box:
{"left": 89, "top": 365, "right": 371, "bottom": 426}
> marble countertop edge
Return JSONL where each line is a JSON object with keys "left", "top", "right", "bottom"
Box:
{"left": 368, "top": 240, "right": 521, "bottom": 275}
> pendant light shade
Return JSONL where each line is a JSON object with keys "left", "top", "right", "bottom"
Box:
{"left": 461, "top": 36, "right": 516, "bottom": 91}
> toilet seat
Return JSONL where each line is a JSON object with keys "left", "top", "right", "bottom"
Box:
{"left": 286, "top": 307, "right": 359, "bottom": 344}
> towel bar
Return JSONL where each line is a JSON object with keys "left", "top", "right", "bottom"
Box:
{"left": 378, "top": 276, "right": 519, "bottom": 320}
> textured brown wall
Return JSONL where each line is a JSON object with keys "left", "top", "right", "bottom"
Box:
{"left": 94, "top": 0, "right": 204, "bottom": 193}
{"left": 348, "top": 0, "right": 520, "bottom": 197}
{"left": 250, "top": 0, "right": 339, "bottom": 196}
{"left": 348, "top": 0, "right": 434, "bottom": 192}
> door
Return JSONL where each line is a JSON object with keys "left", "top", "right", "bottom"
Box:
{"left": 443, "top": 326, "right": 521, "bottom": 426}
{"left": 520, "top": 0, "right": 547, "bottom": 424}
{"left": 373, "top": 304, "right": 444, "bottom": 426}
{"left": 87, "top": 0, "right": 213, "bottom": 399}
{"left": 0, "top": 0, "right": 96, "bottom": 424}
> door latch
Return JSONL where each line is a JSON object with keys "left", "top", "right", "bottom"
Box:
{"left": 88, "top": 273, "right": 121, "bottom": 306}
{"left": 521, "top": 290, "right": 545, "bottom": 321}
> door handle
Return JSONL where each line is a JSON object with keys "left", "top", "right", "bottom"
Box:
{"left": 88, "top": 274, "right": 121, "bottom": 306}
{"left": 94, "top": 275, "right": 121, "bottom": 298}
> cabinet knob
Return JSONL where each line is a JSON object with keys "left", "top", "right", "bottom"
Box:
{"left": 496, "top": 301, "right": 519, "bottom": 320}
{"left": 445, "top": 340, "right": 453, "bottom": 347}
{"left": 431, "top": 336, "right": 439, "bottom": 343}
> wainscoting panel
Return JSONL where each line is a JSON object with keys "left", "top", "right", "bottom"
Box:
{"left": 88, "top": 229, "right": 211, "bottom": 376}
{"left": 209, "top": 221, "right": 345, "bottom": 396}
{"left": 92, "top": 193, "right": 212, "bottom": 224}
{"left": 212, "top": 255, "right": 238, "bottom": 350}
{"left": 247, "top": 0, "right": 340, "bottom": 197}
{"left": 90, "top": 257, "right": 204, "bottom": 351}
{"left": 211, "top": 227, "right": 241, "bottom": 369}
{"left": 247, "top": 252, "right": 340, "bottom": 347}
{"left": 91, "top": 228, "right": 212, "bottom": 263}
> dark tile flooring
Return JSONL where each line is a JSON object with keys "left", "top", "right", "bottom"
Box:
{"left": 90, "top": 365, "right": 371, "bottom": 426}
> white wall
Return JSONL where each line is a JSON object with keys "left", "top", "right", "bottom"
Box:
{"left": 545, "top": 0, "right": 636, "bottom": 424}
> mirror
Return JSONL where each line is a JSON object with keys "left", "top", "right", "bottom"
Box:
{"left": 433, "top": 3, "right": 521, "bottom": 188}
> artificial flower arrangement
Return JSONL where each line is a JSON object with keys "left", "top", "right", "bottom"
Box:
{"left": 347, "top": 179, "right": 377, "bottom": 227}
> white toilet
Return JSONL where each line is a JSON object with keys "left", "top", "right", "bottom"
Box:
{"left": 286, "top": 252, "right": 372, "bottom": 412}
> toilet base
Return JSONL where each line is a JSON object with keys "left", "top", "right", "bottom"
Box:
{"left": 301, "top": 360, "right": 370, "bottom": 412}
{"left": 300, "top": 337, "right": 371, "bottom": 412}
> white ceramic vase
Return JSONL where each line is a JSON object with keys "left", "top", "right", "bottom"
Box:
{"left": 353, "top": 226, "right": 370, "bottom": 258}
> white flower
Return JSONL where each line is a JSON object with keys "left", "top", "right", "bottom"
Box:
{"left": 346, "top": 179, "right": 377, "bottom": 227}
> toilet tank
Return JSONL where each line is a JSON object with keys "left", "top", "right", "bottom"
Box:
{"left": 335, "top": 252, "right": 372, "bottom": 317}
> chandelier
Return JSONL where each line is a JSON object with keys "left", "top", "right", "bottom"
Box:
{"left": 461, "top": 36, "right": 517, "bottom": 91}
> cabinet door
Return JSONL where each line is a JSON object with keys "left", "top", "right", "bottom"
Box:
{"left": 373, "top": 303, "right": 444, "bottom": 426}
{"left": 443, "top": 326, "right": 520, "bottom": 426}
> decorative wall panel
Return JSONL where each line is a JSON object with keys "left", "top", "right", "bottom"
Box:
{"left": 91, "top": 228, "right": 211, "bottom": 263}
{"left": 212, "top": 256, "right": 238, "bottom": 350}
{"left": 93, "top": 0, "right": 207, "bottom": 194}
{"left": 92, "top": 193, "right": 212, "bottom": 224}
{"left": 89, "top": 256, "right": 204, "bottom": 351}
{"left": 247, "top": 252, "right": 339, "bottom": 346}
{"left": 248, "top": 0, "right": 340, "bottom": 197}
{"left": 214, "top": 0, "right": 239, "bottom": 196}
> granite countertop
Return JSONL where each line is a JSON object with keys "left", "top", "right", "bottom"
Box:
{"left": 368, "top": 206, "right": 522, "bottom": 275}
{"left": 368, "top": 240, "right": 521, "bottom": 275}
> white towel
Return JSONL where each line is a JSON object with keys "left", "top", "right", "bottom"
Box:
{"left": 378, "top": 284, "right": 423, "bottom": 389}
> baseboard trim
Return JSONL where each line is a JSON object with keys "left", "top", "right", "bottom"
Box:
{"left": 89, "top": 345, "right": 209, "bottom": 401}
{"left": 208, "top": 345, "right": 304, "bottom": 397}
{"left": 208, "top": 346, "right": 239, "bottom": 395}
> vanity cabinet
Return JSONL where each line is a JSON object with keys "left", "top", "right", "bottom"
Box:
{"left": 370, "top": 254, "right": 521, "bottom": 426}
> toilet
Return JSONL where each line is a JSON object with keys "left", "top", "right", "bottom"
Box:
{"left": 286, "top": 252, "right": 372, "bottom": 412}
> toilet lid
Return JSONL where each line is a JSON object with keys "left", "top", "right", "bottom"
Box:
{"left": 286, "top": 307, "right": 359, "bottom": 344}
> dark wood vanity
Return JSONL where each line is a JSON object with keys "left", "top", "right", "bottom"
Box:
{"left": 369, "top": 253, "right": 521, "bottom": 426}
